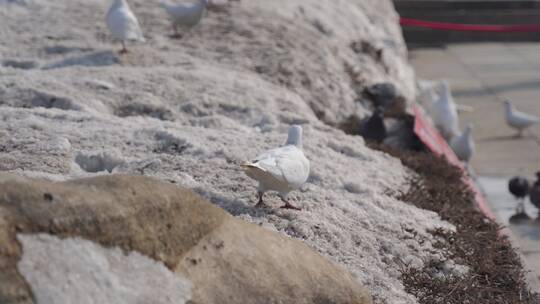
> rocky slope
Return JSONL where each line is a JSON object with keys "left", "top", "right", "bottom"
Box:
{"left": 0, "top": 1, "right": 462, "bottom": 303}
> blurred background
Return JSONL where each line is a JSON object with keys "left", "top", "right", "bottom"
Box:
{"left": 395, "top": 0, "right": 540, "bottom": 289}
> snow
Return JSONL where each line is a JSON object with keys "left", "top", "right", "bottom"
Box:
{"left": 17, "top": 233, "right": 192, "bottom": 304}
{"left": 0, "top": 0, "right": 464, "bottom": 303}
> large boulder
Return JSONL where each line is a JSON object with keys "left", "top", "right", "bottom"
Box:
{"left": 0, "top": 173, "right": 372, "bottom": 304}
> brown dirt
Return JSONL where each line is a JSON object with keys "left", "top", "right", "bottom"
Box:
{"left": 375, "top": 145, "right": 540, "bottom": 303}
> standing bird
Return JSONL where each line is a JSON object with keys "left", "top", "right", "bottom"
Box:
{"left": 430, "top": 80, "right": 460, "bottom": 141}
{"left": 529, "top": 172, "right": 540, "bottom": 218}
{"left": 360, "top": 108, "right": 386, "bottom": 143}
{"left": 242, "top": 125, "right": 310, "bottom": 210}
{"left": 508, "top": 176, "right": 530, "bottom": 214}
{"left": 160, "top": 0, "right": 209, "bottom": 38}
{"left": 504, "top": 100, "right": 540, "bottom": 137}
{"left": 364, "top": 82, "right": 397, "bottom": 110}
{"left": 450, "top": 123, "right": 475, "bottom": 164}
{"left": 106, "top": 0, "right": 145, "bottom": 54}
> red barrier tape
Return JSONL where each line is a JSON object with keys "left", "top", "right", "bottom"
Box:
{"left": 400, "top": 17, "right": 540, "bottom": 33}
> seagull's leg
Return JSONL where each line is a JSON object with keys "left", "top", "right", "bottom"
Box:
{"left": 279, "top": 196, "right": 301, "bottom": 211}
{"left": 172, "top": 25, "right": 182, "bottom": 39}
{"left": 255, "top": 191, "right": 266, "bottom": 208}
{"left": 119, "top": 41, "right": 128, "bottom": 54}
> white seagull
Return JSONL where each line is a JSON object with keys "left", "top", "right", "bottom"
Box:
{"left": 419, "top": 79, "right": 474, "bottom": 113}
{"left": 450, "top": 123, "right": 475, "bottom": 164}
{"left": 430, "top": 80, "right": 460, "bottom": 141}
{"left": 106, "top": 0, "right": 145, "bottom": 54}
{"left": 160, "top": 0, "right": 209, "bottom": 38}
{"left": 504, "top": 100, "right": 540, "bottom": 137}
{"left": 242, "top": 125, "right": 310, "bottom": 210}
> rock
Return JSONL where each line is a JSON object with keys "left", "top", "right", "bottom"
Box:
{"left": 0, "top": 173, "right": 372, "bottom": 304}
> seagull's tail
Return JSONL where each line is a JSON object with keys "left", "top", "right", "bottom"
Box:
{"left": 241, "top": 161, "right": 263, "bottom": 171}
{"left": 241, "top": 161, "right": 256, "bottom": 168}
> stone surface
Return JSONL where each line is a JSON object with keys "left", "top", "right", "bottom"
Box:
{"left": 0, "top": 173, "right": 372, "bottom": 304}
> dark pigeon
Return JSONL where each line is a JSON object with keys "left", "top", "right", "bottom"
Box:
{"left": 529, "top": 172, "right": 540, "bottom": 216}
{"left": 360, "top": 108, "right": 386, "bottom": 143}
{"left": 364, "top": 82, "right": 397, "bottom": 110}
{"left": 509, "top": 177, "right": 529, "bottom": 199}
{"left": 508, "top": 176, "right": 530, "bottom": 217}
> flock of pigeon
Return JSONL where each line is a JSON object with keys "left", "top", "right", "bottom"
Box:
{"left": 421, "top": 80, "right": 540, "bottom": 165}
{"left": 106, "top": 0, "right": 209, "bottom": 53}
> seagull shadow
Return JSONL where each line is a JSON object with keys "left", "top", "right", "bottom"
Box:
{"left": 478, "top": 134, "right": 522, "bottom": 143}
{"left": 509, "top": 211, "right": 532, "bottom": 225}
{"left": 42, "top": 45, "right": 94, "bottom": 55}
{"left": 168, "top": 33, "right": 184, "bottom": 39}
{"left": 42, "top": 51, "right": 119, "bottom": 70}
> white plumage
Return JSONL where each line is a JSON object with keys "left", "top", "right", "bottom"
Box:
{"left": 160, "top": 0, "right": 208, "bottom": 38}
{"left": 504, "top": 100, "right": 539, "bottom": 137}
{"left": 242, "top": 125, "right": 310, "bottom": 210}
{"left": 106, "top": 0, "right": 145, "bottom": 53}
{"left": 429, "top": 80, "right": 460, "bottom": 141}
{"left": 450, "top": 123, "right": 475, "bottom": 164}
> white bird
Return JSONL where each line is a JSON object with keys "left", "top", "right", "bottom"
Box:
{"left": 106, "top": 0, "right": 145, "bottom": 54}
{"left": 504, "top": 100, "right": 540, "bottom": 137}
{"left": 419, "top": 79, "right": 474, "bottom": 113}
{"left": 160, "top": 0, "right": 209, "bottom": 38}
{"left": 450, "top": 123, "right": 475, "bottom": 164}
{"left": 242, "top": 125, "right": 310, "bottom": 210}
{"left": 430, "top": 80, "right": 460, "bottom": 141}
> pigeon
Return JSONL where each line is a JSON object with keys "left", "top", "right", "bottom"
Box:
{"left": 360, "top": 108, "right": 387, "bottom": 143}
{"left": 508, "top": 176, "right": 530, "bottom": 214}
{"left": 430, "top": 80, "right": 460, "bottom": 141}
{"left": 364, "top": 82, "right": 397, "bottom": 110}
{"left": 106, "top": 0, "right": 145, "bottom": 54}
{"left": 450, "top": 123, "right": 475, "bottom": 164}
{"left": 529, "top": 172, "right": 540, "bottom": 217}
{"left": 160, "top": 0, "right": 209, "bottom": 38}
{"left": 242, "top": 125, "right": 310, "bottom": 210}
{"left": 504, "top": 100, "right": 539, "bottom": 137}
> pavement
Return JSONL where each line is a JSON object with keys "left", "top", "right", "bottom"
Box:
{"left": 410, "top": 42, "right": 540, "bottom": 292}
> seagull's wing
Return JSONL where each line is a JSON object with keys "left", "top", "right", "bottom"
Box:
{"left": 123, "top": 8, "right": 145, "bottom": 41}
{"left": 162, "top": 2, "right": 198, "bottom": 18}
{"left": 108, "top": 6, "right": 145, "bottom": 41}
{"left": 514, "top": 111, "right": 540, "bottom": 124}
{"left": 251, "top": 146, "right": 309, "bottom": 187}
